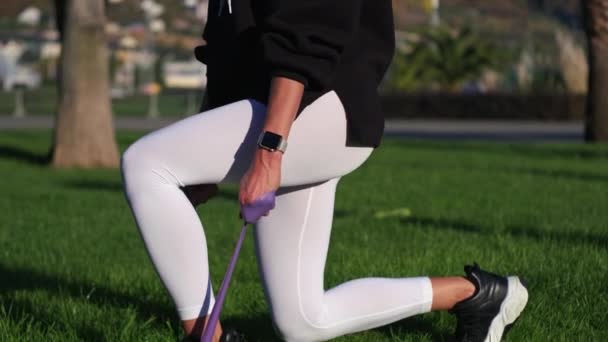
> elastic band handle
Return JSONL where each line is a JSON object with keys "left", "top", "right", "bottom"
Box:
{"left": 240, "top": 191, "right": 276, "bottom": 224}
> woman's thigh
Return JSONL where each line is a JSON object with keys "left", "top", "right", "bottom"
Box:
{"left": 254, "top": 178, "right": 340, "bottom": 333}
{"left": 123, "top": 91, "right": 373, "bottom": 187}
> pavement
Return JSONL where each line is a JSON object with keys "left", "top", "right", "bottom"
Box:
{"left": 0, "top": 115, "right": 585, "bottom": 143}
{"left": 383, "top": 119, "right": 584, "bottom": 142}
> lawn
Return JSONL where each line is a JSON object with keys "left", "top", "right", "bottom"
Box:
{"left": 0, "top": 131, "right": 606, "bottom": 341}
{"left": 0, "top": 86, "right": 202, "bottom": 117}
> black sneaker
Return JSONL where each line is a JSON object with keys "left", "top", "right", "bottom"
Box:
{"left": 449, "top": 263, "right": 528, "bottom": 342}
{"left": 181, "top": 328, "right": 245, "bottom": 342}
{"left": 220, "top": 329, "right": 245, "bottom": 342}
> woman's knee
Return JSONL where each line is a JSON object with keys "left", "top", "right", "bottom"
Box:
{"left": 120, "top": 139, "right": 168, "bottom": 191}
{"left": 272, "top": 319, "right": 329, "bottom": 342}
{"left": 121, "top": 141, "right": 144, "bottom": 180}
{"left": 270, "top": 303, "right": 329, "bottom": 342}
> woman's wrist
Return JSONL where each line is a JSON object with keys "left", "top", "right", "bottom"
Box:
{"left": 254, "top": 148, "right": 283, "bottom": 168}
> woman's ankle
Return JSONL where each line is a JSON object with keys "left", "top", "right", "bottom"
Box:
{"left": 430, "top": 276, "right": 476, "bottom": 311}
{"left": 182, "top": 316, "right": 223, "bottom": 341}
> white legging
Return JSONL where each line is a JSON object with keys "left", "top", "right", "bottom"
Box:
{"left": 121, "top": 91, "right": 433, "bottom": 341}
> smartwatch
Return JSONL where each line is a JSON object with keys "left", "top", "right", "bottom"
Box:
{"left": 257, "top": 131, "right": 288, "bottom": 153}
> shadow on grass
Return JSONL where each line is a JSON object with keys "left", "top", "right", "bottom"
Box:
{"left": 224, "top": 313, "right": 451, "bottom": 341}
{"left": 403, "top": 156, "right": 608, "bottom": 184}
{"left": 508, "top": 145, "right": 608, "bottom": 161}
{"left": 400, "top": 217, "right": 608, "bottom": 249}
{"left": 400, "top": 217, "right": 483, "bottom": 234}
{"left": 401, "top": 141, "right": 608, "bottom": 161}
{"left": 505, "top": 166, "right": 608, "bottom": 183}
{"left": 64, "top": 179, "right": 124, "bottom": 192}
{"left": 0, "top": 145, "right": 49, "bottom": 165}
{"left": 1, "top": 264, "right": 453, "bottom": 341}
{"left": 63, "top": 180, "right": 239, "bottom": 201}
{"left": 374, "top": 315, "right": 453, "bottom": 341}
{"left": 223, "top": 314, "right": 282, "bottom": 342}
{"left": 0, "top": 264, "right": 177, "bottom": 337}
{"left": 505, "top": 225, "right": 608, "bottom": 249}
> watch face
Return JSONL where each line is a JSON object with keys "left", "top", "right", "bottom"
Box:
{"left": 260, "top": 132, "right": 282, "bottom": 150}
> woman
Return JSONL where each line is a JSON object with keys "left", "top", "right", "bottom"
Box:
{"left": 121, "top": 1, "right": 528, "bottom": 341}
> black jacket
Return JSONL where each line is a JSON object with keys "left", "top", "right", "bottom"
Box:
{"left": 195, "top": 0, "right": 395, "bottom": 147}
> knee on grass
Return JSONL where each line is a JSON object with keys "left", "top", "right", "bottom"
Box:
{"left": 271, "top": 307, "right": 332, "bottom": 342}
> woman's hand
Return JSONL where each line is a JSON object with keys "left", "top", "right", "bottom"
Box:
{"left": 239, "top": 149, "right": 282, "bottom": 206}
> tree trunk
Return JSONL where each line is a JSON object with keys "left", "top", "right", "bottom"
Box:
{"left": 583, "top": 0, "right": 608, "bottom": 142}
{"left": 52, "top": 0, "right": 119, "bottom": 168}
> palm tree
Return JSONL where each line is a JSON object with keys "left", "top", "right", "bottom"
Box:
{"left": 390, "top": 26, "right": 508, "bottom": 92}
{"left": 52, "top": 0, "right": 119, "bottom": 167}
{"left": 583, "top": 0, "right": 608, "bottom": 142}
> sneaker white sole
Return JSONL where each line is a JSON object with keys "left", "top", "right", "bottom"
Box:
{"left": 484, "top": 276, "right": 528, "bottom": 342}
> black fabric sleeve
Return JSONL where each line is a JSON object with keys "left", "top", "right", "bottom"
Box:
{"left": 261, "top": 0, "right": 363, "bottom": 89}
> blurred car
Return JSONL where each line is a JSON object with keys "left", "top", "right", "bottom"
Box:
{"left": 163, "top": 60, "right": 206, "bottom": 89}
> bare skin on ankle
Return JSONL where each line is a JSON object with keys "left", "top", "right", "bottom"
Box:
{"left": 431, "top": 277, "right": 476, "bottom": 311}
{"left": 183, "top": 316, "right": 223, "bottom": 342}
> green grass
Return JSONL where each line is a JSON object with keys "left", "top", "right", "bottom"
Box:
{"left": 0, "top": 86, "right": 58, "bottom": 116}
{"left": 0, "top": 131, "right": 607, "bottom": 341}
{"left": 0, "top": 86, "right": 202, "bottom": 117}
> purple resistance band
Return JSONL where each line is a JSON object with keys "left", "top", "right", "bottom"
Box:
{"left": 201, "top": 191, "right": 276, "bottom": 342}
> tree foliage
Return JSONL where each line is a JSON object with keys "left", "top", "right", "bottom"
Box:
{"left": 389, "top": 26, "right": 513, "bottom": 92}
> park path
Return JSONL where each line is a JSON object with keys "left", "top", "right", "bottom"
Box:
{"left": 0, "top": 115, "right": 584, "bottom": 142}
